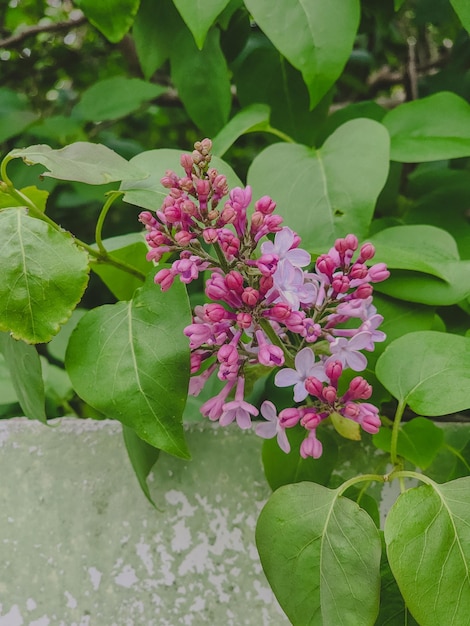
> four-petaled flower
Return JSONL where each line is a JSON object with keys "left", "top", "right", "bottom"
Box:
{"left": 255, "top": 401, "right": 290, "bottom": 453}
{"left": 275, "top": 347, "right": 327, "bottom": 402}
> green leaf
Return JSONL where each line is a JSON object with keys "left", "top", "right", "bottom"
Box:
{"left": 172, "top": 0, "right": 231, "bottom": 48}
{"left": 450, "top": 0, "right": 470, "bottom": 31}
{"left": 256, "top": 482, "right": 381, "bottom": 625}
{"left": 121, "top": 148, "right": 242, "bottom": 210}
{"left": 122, "top": 425, "right": 160, "bottom": 508}
{"left": 133, "top": 0, "right": 183, "bottom": 78}
{"left": 369, "top": 225, "right": 470, "bottom": 305}
{"left": 41, "top": 357, "right": 74, "bottom": 408}
{"left": 383, "top": 92, "right": 470, "bottom": 162}
{"left": 376, "top": 331, "right": 470, "bottom": 416}
{"left": 243, "top": 0, "right": 360, "bottom": 109}
{"left": 234, "top": 46, "right": 333, "bottom": 146}
{"left": 91, "top": 233, "right": 152, "bottom": 300}
{"left": 74, "top": 0, "right": 140, "bottom": 43}
{"left": 0, "top": 87, "right": 38, "bottom": 143}
{"left": 426, "top": 424, "right": 470, "bottom": 483}
{"left": 8, "top": 143, "right": 147, "bottom": 185}
{"left": 247, "top": 120, "right": 390, "bottom": 252}
{"left": 170, "top": 27, "right": 231, "bottom": 135}
{"left": 212, "top": 104, "right": 271, "bottom": 157}
{"left": 65, "top": 274, "right": 191, "bottom": 459}
{"left": 373, "top": 417, "right": 444, "bottom": 469}
{"left": 73, "top": 77, "right": 166, "bottom": 122}
{"left": 0, "top": 185, "right": 48, "bottom": 212}
{"left": 0, "top": 332, "right": 46, "bottom": 423}
{"left": 47, "top": 308, "right": 87, "bottom": 363}
{"left": 261, "top": 426, "right": 338, "bottom": 490}
{"left": 385, "top": 477, "right": 470, "bottom": 625}
{"left": 0, "top": 354, "right": 19, "bottom": 404}
{"left": 0, "top": 208, "right": 90, "bottom": 344}
{"left": 316, "top": 100, "right": 386, "bottom": 146}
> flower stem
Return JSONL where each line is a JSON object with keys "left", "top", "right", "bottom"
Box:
{"left": 390, "top": 399, "right": 406, "bottom": 466}
{"left": 95, "top": 190, "right": 124, "bottom": 255}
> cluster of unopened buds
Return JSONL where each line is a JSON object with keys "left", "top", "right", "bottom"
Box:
{"left": 139, "top": 139, "right": 390, "bottom": 459}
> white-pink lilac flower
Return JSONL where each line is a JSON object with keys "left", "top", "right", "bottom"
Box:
{"left": 327, "top": 332, "right": 372, "bottom": 371}
{"left": 261, "top": 227, "right": 311, "bottom": 268}
{"left": 268, "top": 260, "right": 316, "bottom": 310}
{"left": 275, "top": 347, "right": 327, "bottom": 402}
{"left": 219, "top": 377, "right": 259, "bottom": 429}
{"left": 255, "top": 401, "right": 290, "bottom": 453}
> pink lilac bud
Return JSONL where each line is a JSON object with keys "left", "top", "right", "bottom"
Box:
{"left": 200, "top": 379, "right": 235, "bottom": 420}
{"left": 323, "top": 385, "right": 337, "bottom": 403}
{"left": 207, "top": 209, "right": 218, "bottom": 221}
{"left": 204, "top": 303, "right": 229, "bottom": 323}
{"left": 225, "top": 271, "right": 244, "bottom": 293}
{"left": 139, "top": 211, "right": 158, "bottom": 228}
{"left": 358, "top": 404, "right": 381, "bottom": 434}
{"left": 218, "top": 205, "right": 236, "bottom": 225}
{"left": 250, "top": 211, "right": 265, "bottom": 232}
{"left": 190, "top": 352, "right": 204, "bottom": 374}
{"left": 256, "top": 254, "right": 279, "bottom": 276}
{"left": 255, "top": 330, "right": 285, "bottom": 367}
{"left": 358, "top": 243, "right": 375, "bottom": 262}
{"left": 349, "top": 263, "right": 368, "bottom": 280}
{"left": 196, "top": 178, "right": 211, "bottom": 202}
{"left": 154, "top": 268, "right": 175, "bottom": 291}
{"left": 316, "top": 254, "right": 336, "bottom": 278}
{"left": 184, "top": 323, "right": 213, "bottom": 348}
{"left": 332, "top": 275, "right": 350, "bottom": 293}
{"left": 189, "top": 363, "right": 217, "bottom": 396}
{"left": 300, "top": 431, "right": 323, "bottom": 459}
{"left": 242, "top": 287, "right": 259, "bottom": 306}
{"left": 180, "top": 153, "right": 193, "bottom": 176}
{"left": 268, "top": 303, "right": 291, "bottom": 321}
{"left": 146, "top": 245, "right": 172, "bottom": 262}
{"left": 172, "top": 258, "right": 199, "bottom": 284}
{"left": 348, "top": 377, "right": 372, "bottom": 400}
{"left": 300, "top": 411, "right": 321, "bottom": 430}
{"left": 181, "top": 199, "right": 197, "bottom": 216}
{"left": 343, "top": 402, "right": 360, "bottom": 419}
{"left": 279, "top": 407, "right": 302, "bottom": 428}
{"left": 161, "top": 170, "right": 179, "bottom": 188}
{"left": 285, "top": 311, "right": 306, "bottom": 334}
{"left": 197, "top": 138, "right": 212, "bottom": 156}
{"left": 254, "top": 214, "right": 283, "bottom": 241}
{"left": 218, "top": 229, "right": 240, "bottom": 259}
{"left": 355, "top": 283, "right": 373, "bottom": 299}
{"left": 203, "top": 228, "right": 218, "bottom": 244}
{"left": 174, "top": 230, "right": 193, "bottom": 246}
{"left": 305, "top": 376, "right": 324, "bottom": 398}
{"left": 217, "top": 343, "right": 239, "bottom": 365}
{"left": 259, "top": 276, "right": 274, "bottom": 295}
{"left": 180, "top": 177, "right": 194, "bottom": 192}
{"left": 146, "top": 230, "right": 169, "bottom": 247}
{"left": 255, "top": 195, "right": 276, "bottom": 215}
{"left": 303, "top": 319, "right": 321, "bottom": 343}
{"left": 218, "top": 362, "right": 240, "bottom": 381}
{"left": 335, "top": 235, "right": 358, "bottom": 254}
{"left": 237, "top": 312, "right": 252, "bottom": 329}
{"left": 368, "top": 263, "right": 390, "bottom": 282}
{"left": 325, "top": 360, "right": 343, "bottom": 385}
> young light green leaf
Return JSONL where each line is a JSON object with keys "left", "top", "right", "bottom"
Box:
{"left": 211, "top": 104, "right": 271, "bottom": 157}
{"left": 0, "top": 185, "right": 48, "bottom": 212}
{"left": 0, "top": 354, "right": 19, "bottom": 404}
{"left": 376, "top": 331, "right": 470, "bottom": 416}
{"left": 65, "top": 275, "right": 191, "bottom": 459}
{"left": 247, "top": 119, "right": 390, "bottom": 252}
{"left": 369, "top": 225, "right": 470, "bottom": 305}
{"left": 170, "top": 28, "right": 231, "bottom": 136}
{"left": 47, "top": 308, "right": 87, "bottom": 363}
{"left": 0, "top": 208, "right": 90, "bottom": 344}
{"left": 426, "top": 423, "right": 470, "bottom": 483}
{"left": 74, "top": 0, "right": 140, "bottom": 43}
{"left": 385, "top": 477, "right": 470, "bottom": 625}
{"left": 383, "top": 92, "right": 470, "bottom": 162}
{"left": 0, "top": 332, "right": 46, "bottom": 423}
{"left": 243, "top": 0, "right": 360, "bottom": 109}
{"left": 373, "top": 417, "right": 444, "bottom": 469}
{"left": 73, "top": 77, "right": 166, "bottom": 122}
{"left": 121, "top": 148, "right": 242, "bottom": 210}
{"left": 172, "top": 0, "right": 231, "bottom": 48}
{"left": 261, "top": 426, "right": 338, "bottom": 490}
{"left": 8, "top": 143, "right": 147, "bottom": 185}
{"left": 122, "top": 425, "right": 160, "bottom": 508}
{"left": 450, "top": 0, "right": 470, "bottom": 31}
{"left": 256, "top": 482, "right": 381, "bottom": 625}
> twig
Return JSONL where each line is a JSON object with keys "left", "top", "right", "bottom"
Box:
{"left": 0, "top": 15, "right": 87, "bottom": 49}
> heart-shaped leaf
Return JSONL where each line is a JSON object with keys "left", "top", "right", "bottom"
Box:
{"left": 243, "top": 0, "right": 360, "bottom": 109}
{"left": 65, "top": 274, "right": 191, "bottom": 459}
{"left": 385, "top": 477, "right": 470, "bottom": 625}
{"left": 0, "top": 208, "right": 90, "bottom": 343}
{"left": 212, "top": 104, "right": 271, "bottom": 157}
{"left": 376, "top": 331, "right": 470, "bottom": 416}
{"left": 256, "top": 481, "right": 381, "bottom": 625}
{"left": 172, "top": 0, "right": 231, "bottom": 48}
{"left": 8, "top": 143, "right": 146, "bottom": 185}
{"left": 247, "top": 120, "right": 390, "bottom": 252}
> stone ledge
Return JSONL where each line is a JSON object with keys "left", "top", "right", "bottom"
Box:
{"left": 0, "top": 418, "right": 289, "bottom": 625}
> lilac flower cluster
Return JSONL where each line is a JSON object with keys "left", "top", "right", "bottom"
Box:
{"left": 139, "top": 139, "right": 390, "bottom": 459}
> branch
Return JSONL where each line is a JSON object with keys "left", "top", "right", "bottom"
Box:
{"left": 0, "top": 15, "right": 87, "bottom": 49}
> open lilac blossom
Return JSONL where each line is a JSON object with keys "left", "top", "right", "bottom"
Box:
{"left": 327, "top": 332, "right": 373, "bottom": 371}
{"left": 219, "top": 377, "right": 259, "bottom": 429}
{"left": 268, "top": 260, "right": 316, "bottom": 310}
{"left": 275, "top": 347, "right": 327, "bottom": 402}
{"left": 255, "top": 401, "right": 290, "bottom": 453}
{"left": 261, "top": 227, "right": 311, "bottom": 267}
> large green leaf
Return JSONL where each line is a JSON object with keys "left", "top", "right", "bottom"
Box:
{"left": 0, "top": 87, "right": 38, "bottom": 143}
{"left": 383, "top": 92, "right": 470, "bottom": 162}
{"left": 450, "top": 0, "right": 470, "bottom": 31}
{"left": 212, "top": 104, "right": 271, "bottom": 157}
{"left": 0, "top": 332, "right": 46, "bottom": 423}
{"left": 247, "top": 120, "right": 390, "bottom": 252}
{"left": 120, "top": 148, "right": 242, "bottom": 210}
{"left": 243, "top": 0, "right": 360, "bottom": 109}
{"left": 74, "top": 0, "right": 140, "bottom": 43}
{"left": 172, "top": 0, "right": 231, "bottom": 48}
{"left": 0, "top": 208, "right": 90, "bottom": 344}
{"left": 170, "top": 27, "right": 231, "bottom": 135}
{"left": 65, "top": 275, "right": 191, "bottom": 459}
{"left": 373, "top": 417, "right": 444, "bottom": 469}
{"left": 8, "top": 143, "right": 146, "bottom": 185}
{"left": 256, "top": 481, "right": 381, "bottom": 625}
{"left": 122, "top": 425, "right": 160, "bottom": 508}
{"left": 376, "top": 331, "right": 470, "bottom": 416}
{"left": 385, "top": 477, "right": 470, "bottom": 625}
{"left": 73, "top": 77, "right": 166, "bottom": 122}
{"left": 369, "top": 225, "right": 470, "bottom": 305}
